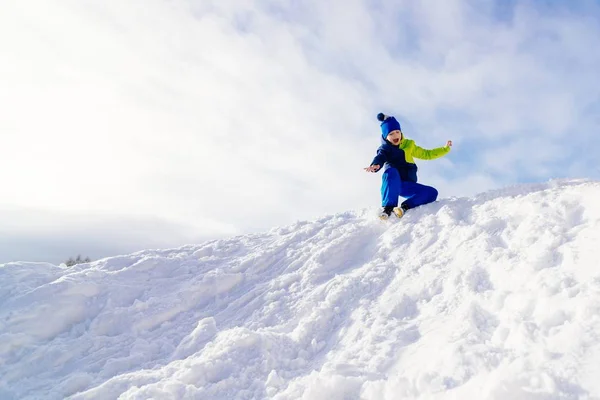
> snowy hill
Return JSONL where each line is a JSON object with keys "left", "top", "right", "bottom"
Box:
{"left": 2, "top": 179, "right": 600, "bottom": 400}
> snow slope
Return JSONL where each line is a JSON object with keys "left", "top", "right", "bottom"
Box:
{"left": 2, "top": 179, "right": 600, "bottom": 400}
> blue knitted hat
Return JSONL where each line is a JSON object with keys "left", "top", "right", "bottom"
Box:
{"left": 377, "top": 113, "right": 401, "bottom": 138}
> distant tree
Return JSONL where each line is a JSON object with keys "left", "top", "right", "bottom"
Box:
{"left": 65, "top": 255, "right": 91, "bottom": 267}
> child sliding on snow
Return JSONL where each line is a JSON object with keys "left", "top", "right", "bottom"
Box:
{"left": 365, "top": 113, "right": 453, "bottom": 220}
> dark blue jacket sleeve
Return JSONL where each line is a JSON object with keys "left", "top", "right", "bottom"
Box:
{"left": 371, "top": 148, "right": 387, "bottom": 170}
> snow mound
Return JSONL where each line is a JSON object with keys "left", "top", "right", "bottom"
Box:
{"left": 2, "top": 179, "right": 600, "bottom": 400}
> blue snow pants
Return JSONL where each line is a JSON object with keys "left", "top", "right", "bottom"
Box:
{"left": 381, "top": 167, "right": 438, "bottom": 209}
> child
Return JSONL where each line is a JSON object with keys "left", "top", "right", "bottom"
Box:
{"left": 364, "top": 113, "right": 452, "bottom": 220}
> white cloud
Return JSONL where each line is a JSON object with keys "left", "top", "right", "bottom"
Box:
{"left": 1, "top": 0, "right": 600, "bottom": 262}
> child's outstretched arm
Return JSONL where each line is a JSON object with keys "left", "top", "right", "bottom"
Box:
{"left": 412, "top": 140, "right": 452, "bottom": 160}
{"left": 364, "top": 148, "right": 387, "bottom": 172}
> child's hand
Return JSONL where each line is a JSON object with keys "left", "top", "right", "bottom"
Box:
{"left": 364, "top": 165, "right": 380, "bottom": 172}
{"left": 446, "top": 140, "right": 453, "bottom": 148}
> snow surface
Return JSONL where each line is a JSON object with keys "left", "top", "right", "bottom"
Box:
{"left": 2, "top": 179, "right": 600, "bottom": 400}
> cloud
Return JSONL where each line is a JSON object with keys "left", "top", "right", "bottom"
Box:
{"left": 1, "top": 0, "right": 600, "bottom": 262}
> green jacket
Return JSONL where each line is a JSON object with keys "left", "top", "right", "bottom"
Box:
{"left": 372, "top": 137, "right": 450, "bottom": 182}
{"left": 400, "top": 139, "right": 450, "bottom": 162}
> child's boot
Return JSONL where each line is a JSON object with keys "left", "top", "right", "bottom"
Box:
{"left": 392, "top": 207, "right": 404, "bottom": 218}
{"left": 393, "top": 203, "right": 410, "bottom": 218}
{"left": 379, "top": 206, "right": 395, "bottom": 220}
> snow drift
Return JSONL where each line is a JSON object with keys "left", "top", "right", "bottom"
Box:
{"left": 2, "top": 179, "right": 600, "bottom": 400}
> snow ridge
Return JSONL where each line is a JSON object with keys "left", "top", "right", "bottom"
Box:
{"left": 2, "top": 179, "right": 600, "bottom": 399}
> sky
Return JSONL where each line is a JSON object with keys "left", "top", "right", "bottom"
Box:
{"left": 1, "top": 0, "right": 600, "bottom": 264}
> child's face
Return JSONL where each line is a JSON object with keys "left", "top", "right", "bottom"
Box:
{"left": 386, "top": 130, "right": 402, "bottom": 145}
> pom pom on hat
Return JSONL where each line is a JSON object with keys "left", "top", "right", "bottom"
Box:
{"left": 377, "top": 112, "right": 401, "bottom": 138}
